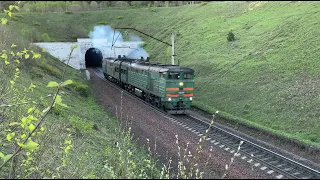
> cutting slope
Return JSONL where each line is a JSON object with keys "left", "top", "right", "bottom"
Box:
{"left": 9, "top": 1, "right": 320, "bottom": 145}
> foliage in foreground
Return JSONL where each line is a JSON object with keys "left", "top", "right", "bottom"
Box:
{"left": 0, "top": 2, "right": 163, "bottom": 178}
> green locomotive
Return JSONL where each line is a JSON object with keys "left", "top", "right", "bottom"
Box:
{"left": 102, "top": 55, "right": 195, "bottom": 114}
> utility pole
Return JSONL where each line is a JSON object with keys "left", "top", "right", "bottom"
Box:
{"left": 171, "top": 32, "right": 175, "bottom": 65}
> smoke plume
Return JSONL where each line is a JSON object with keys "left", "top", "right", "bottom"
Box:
{"left": 88, "top": 25, "right": 149, "bottom": 59}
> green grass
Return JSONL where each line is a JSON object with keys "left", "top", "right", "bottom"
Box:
{"left": 7, "top": 1, "right": 320, "bottom": 146}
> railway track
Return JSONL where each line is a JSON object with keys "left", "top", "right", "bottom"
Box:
{"left": 90, "top": 68, "right": 320, "bottom": 179}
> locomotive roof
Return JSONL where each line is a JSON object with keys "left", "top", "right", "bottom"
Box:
{"left": 103, "top": 57, "right": 194, "bottom": 73}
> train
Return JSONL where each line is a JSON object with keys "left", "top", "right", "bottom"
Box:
{"left": 102, "top": 55, "right": 195, "bottom": 114}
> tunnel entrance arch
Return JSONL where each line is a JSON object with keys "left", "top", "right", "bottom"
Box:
{"left": 85, "top": 48, "right": 103, "bottom": 68}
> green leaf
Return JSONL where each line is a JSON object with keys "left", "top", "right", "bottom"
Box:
{"left": 0, "top": 152, "right": 4, "bottom": 159}
{"left": 13, "top": 5, "right": 19, "bottom": 11}
{"left": 28, "top": 123, "right": 35, "bottom": 133}
{"left": 17, "top": 142, "right": 25, "bottom": 148}
{"left": 24, "top": 140, "right": 39, "bottom": 151}
{"left": 11, "top": 44, "right": 17, "bottom": 48}
{"left": 6, "top": 132, "right": 15, "bottom": 141}
{"left": 5, "top": 60, "right": 10, "bottom": 65}
{"left": 58, "top": 103, "right": 68, "bottom": 108}
{"left": 71, "top": 45, "right": 78, "bottom": 50}
{"left": 61, "top": 79, "right": 73, "bottom": 86}
{"left": 1, "top": 53, "right": 7, "bottom": 59}
{"left": 47, "top": 81, "right": 59, "bottom": 87}
{"left": 18, "top": 1, "right": 21, "bottom": 5}
{"left": 54, "top": 95, "right": 68, "bottom": 108}
{"left": 1, "top": 18, "right": 7, "bottom": 25}
{"left": 28, "top": 115, "right": 37, "bottom": 122}
{"left": 10, "top": 51, "right": 15, "bottom": 56}
{"left": 55, "top": 95, "right": 62, "bottom": 104}
{"left": 27, "top": 107, "right": 34, "bottom": 114}
{"left": 29, "top": 83, "right": 36, "bottom": 90}
{"left": 64, "top": 146, "right": 71, "bottom": 153}
{"left": 9, "top": 5, "right": 13, "bottom": 11}
{"left": 22, "top": 48, "right": 28, "bottom": 54}
{"left": 32, "top": 53, "right": 41, "bottom": 59}
{"left": 21, "top": 134, "right": 26, "bottom": 139}
{"left": 9, "top": 122, "right": 20, "bottom": 126}
{"left": 14, "top": 59, "right": 20, "bottom": 64}
{"left": 25, "top": 53, "right": 30, "bottom": 59}
{"left": 16, "top": 52, "right": 22, "bottom": 58}
{"left": 21, "top": 117, "right": 27, "bottom": 128}
{"left": 8, "top": 11, "right": 12, "bottom": 17}
{"left": 10, "top": 80, "right": 15, "bottom": 85}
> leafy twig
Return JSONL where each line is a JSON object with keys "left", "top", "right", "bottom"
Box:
{"left": 0, "top": 46, "right": 76, "bottom": 170}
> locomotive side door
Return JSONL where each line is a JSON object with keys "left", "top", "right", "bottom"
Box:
{"left": 147, "top": 66, "right": 151, "bottom": 91}
{"left": 150, "top": 78, "right": 155, "bottom": 92}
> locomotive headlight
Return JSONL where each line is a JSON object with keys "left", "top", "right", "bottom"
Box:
{"left": 168, "top": 98, "right": 172, "bottom": 101}
{"left": 189, "top": 97, "right": 193, "bottom": 101}
{"left": 179, "top": 82, "right": 184, "bottom": 86}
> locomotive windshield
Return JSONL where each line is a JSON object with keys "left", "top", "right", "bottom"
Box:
{"left": 168, "top": 72, "right": 180, "bottom": 79}
{"left": 167, "top": 72, "right": 193, "bottom": 80}
{"left": 183, "top": 73, "right": 193, "bottom": 79}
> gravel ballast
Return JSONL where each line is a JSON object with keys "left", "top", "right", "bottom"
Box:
{"left": 88, "top": 69, "right": 271, "bottom": 179}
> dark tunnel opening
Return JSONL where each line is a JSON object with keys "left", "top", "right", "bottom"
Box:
{"left": 85, "top": 48, "right": 103, "bottom": 68}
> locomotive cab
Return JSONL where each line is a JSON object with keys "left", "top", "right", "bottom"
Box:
{"left": 162, "top": 67, "right": 195, "bottom": 114}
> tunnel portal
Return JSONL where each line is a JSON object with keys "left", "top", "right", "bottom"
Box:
{"left": 85, "top": 48, "right": 103, "bottom": 68}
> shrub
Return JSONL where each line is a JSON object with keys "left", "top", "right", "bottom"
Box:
{"left": 38, "top": 60, "right": 62, "bottom": 78}
{"left": 65, "top": 11, "right": 72, "bottom": 14}
{"left": 200, "top": 2, "right": 208, "bottom": 6}
{"left": 51, "top": 105, "right": 65, "bottom": 115}
{"left": 55, "top": 7, "right": 64, "bottom": 12}
{"left": 150, "top": 7, "right": 157, "bottom": 12}
{"left": 11, "top": 16, "right": 19, "bottom": 21}
{"left": 131, "top": 1, "right": 143, "bottom": 8}
{"left": 90, "top": 1, "right": 99, "bottom": 10}
{"left": 141, "top": 42, "right": 147, "bottom": 48}
{"left": 115, "top": 1, "right": 129, "bottom": 8}
{"left": 81, "top": 1, "right": 89, "bottom": 10}
{"left": 33, "top": 21, "right": 41, "bottom": 26}
{"left": 227, "top": 30, "right": 235, "bottom": 42}
{"left": 98, "top": 21, "right": 108, "bottom": 25}
{"left": 116, "top": 16, "right": 123, "bottom": 20}
{"left": 11, "top": 14, "right": 23, "bottom": 21}
{"left": 69, "top": 4, "right": 82, "bottom": 12}
{"left": 20, "top": 28, "right": 31, "bottom": 39}
{"left": 30, "top": 66, "right": 44, "bottom": 79}
{"left": 69, "top": 24, "right": 87, "bottom": 39}
{"left": 69, "top": 81, "right": 89, "bottom": 97}
{"left": 69, "top": 115, "right": 93, "bottom": 133}
{"left": 41, "top": 33, "right": 51, "bottom": 42}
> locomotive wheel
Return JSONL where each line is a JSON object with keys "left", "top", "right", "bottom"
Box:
{"left": 155, "top": 98, "right": 161, "bottom": 108}
{"left": 162, "top": 105, "right": 167, "bottom": 112}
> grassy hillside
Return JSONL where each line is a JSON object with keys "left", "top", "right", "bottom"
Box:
{"left": 0, "top": 24, "right": 161, "bottom": 178}
{"left": 8, "top": 1, "right": 320, "bottom": 146}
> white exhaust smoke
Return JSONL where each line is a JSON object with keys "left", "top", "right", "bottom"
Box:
{"left": 88, "top": 25, "right": 149, "bottom": 59}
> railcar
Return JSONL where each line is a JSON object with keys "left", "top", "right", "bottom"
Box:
{"left": 102, "top": 56, "right": 195, "bottom": 114}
